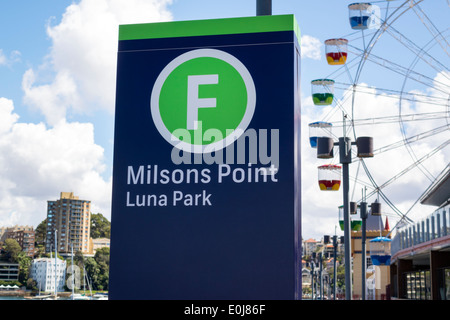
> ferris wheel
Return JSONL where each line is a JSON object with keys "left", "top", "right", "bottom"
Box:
{"left": 309, "top": 0, "right": 450, "bottom": 232}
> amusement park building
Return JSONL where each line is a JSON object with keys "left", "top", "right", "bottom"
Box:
{"left": 352, "top": 214, "right": 391, "bottom": 300}
{"left": 390, "top": 165, "right": 450, "bottom": 300}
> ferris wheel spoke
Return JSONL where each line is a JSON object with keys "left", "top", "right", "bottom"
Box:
{"left": 411, "top": 3, "right": 450, "bottom": 58}
{"left": 371, "top": 124, "right": 450, "bottom": 155}
{"left": 334, "top": 80, "right": 450, "bottom": 104}
{"left": 364, "top": 139, "right": 449, "bottom": 197}
{"left": 331, "top": 111, "right": 449, "bottom": 127}
{"left": 360, "top": 159, "right": 414, "bottom": 223}
{"left": 384, "top": 25, "right": 450, "bottom": 76}
{"left": 348, "top": 45, "right": 450, "bottom": 95}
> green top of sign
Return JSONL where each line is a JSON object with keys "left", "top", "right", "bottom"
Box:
{"left": 119, "top": 14, "right": 300, "bottom": 42}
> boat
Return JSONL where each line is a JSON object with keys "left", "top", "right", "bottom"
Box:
{"left": 92, "top": 293, "right": 108, "bottom": 300}
{"left": 70, "top": 293, "right": 91, "bottom": 300}
{"left": 24, "top": 294, "right": 52, "bottom": 300}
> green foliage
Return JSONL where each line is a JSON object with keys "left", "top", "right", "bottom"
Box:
{"left": 34, "top": 219, "right": 47, "bottom": 246}
{"left": 16, "top": 251, "right": 32, "bottom": 284}
{"left": 3, "top": 238, "right": 22, "bottom": 262}
{"left": 85, "top": 247, "right": 110, "bottom": 291}
{"left": 90, "top": 213, "right": 111, "bottom": 239}
{"left": 26, "top": 278, "right": 37, "bottom": 291}
{"left": 336, "top": 264, "right": 346, "bottom": 290}
{"left": 0, "top": 280, "right": 21, "bottom": 287}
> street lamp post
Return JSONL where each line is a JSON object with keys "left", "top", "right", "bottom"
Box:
{"left": 332, "top": 235, "right": 338, "bottom": 300}
{"left": 311, "top": 253, "right": 316, "bottom": 300}
{"left": 256, "top": 0, "right": 272, "bottom": 16}
{"left": 319, "top": 251, "right": 323, "bottom": 299}
{"left": 336, "top": 137, "right": 353, "bottom": 300}
{"left": 360, "top": 195, "right": 368, "bottom": 300}
{"left": 317, "top": 134, "right": 374, "bottom": 300}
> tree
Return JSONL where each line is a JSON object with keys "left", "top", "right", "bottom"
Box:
{"left": 1, "top": 239, "right": 32, "bottom": 287}
{"left": 35, "top": 219, "right": 47, "bottom": 246}
{"left": 27, "top": 278, "right": 37, "bottom": 291}
{"left": 90, "top": 213, "right": 111, "bottom": 239}
{"left": 16, "top": 251, "right": 31, "bottom": 284}
{"left": 336, "top": 264, "right": 346, "bottom": 291}
{"left": 84, "top": 247, "right": 109, "bottom": 291}
{"left": 3, "top": 239, "right": 22, "bottom": 262}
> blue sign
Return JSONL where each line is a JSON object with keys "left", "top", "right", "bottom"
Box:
{"left": 109, "top": 15, "right": 302, "bottom": 300}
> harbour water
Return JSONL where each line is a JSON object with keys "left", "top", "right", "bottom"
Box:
{"left": 0, "top": 296, "right": 25, "bottom": 300}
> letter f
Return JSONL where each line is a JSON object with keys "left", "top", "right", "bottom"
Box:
{"left": 187, "top": 74, "right": 218, "bottom": 130}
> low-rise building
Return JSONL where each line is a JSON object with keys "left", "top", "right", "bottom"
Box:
{"left": 0, "top": 262, "right": 19, "bottom": 282}
{"left": 303, "top": 238, "right": 319, "bottom": 257}
{"left": 352, "top": 214, "right": 391, "bottom": 300}
{"left": 390, "top": 166, "right": 450, "bottom": 300}
{"left": 30, "top": 258, "right": 66, "bottom": 293}
{"left": 91, "top": 237, "right": 110, "bottom": 254}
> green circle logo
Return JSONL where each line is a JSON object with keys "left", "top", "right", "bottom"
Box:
{"left": 150, "top": 49, "right": 256, "bottom": 153}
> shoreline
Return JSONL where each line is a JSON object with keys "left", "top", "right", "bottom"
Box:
{"left": 0, "top": 290, "right": 73, "bottom": 298}
{"left": 0, "top": 290, "right": 27, "bottom": 297}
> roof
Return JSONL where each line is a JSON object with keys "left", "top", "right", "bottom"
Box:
{"left": 119, "top": 14, "right": 300, "bottom": 43}
{"left": 366, "top": 214, "right": 385, "bottom": 231}
{"left": 419, "top": 164, "right": 450, "bottom": 207}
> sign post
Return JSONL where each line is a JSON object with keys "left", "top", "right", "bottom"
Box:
{"left": 109, "top": 15, "right": 302, "bottom": 300}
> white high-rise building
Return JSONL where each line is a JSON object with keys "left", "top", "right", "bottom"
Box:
{"left": 30, "top": 258, "right": 66, "bottom": 293}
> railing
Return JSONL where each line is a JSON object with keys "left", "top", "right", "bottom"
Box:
{"left": 392, "top": 203, "right": 450, "bottom": 255}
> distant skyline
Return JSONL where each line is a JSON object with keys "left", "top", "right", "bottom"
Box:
{"left": 0, "top": 0, "right": 448, "bottom": 240}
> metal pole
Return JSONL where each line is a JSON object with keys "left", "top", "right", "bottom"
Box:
{"left": 333, "top": 235, "right": 337, "bottom": 300}
{"left": 311, "top": 261, "right": 315, "bottom": 300}
{"left": 319, "top": 252, "right": 323, "bottom": 299}
{"left": 360, "top": 199, "right": 368, "bottom": 300}
{"left": 71, "top": 243, "right": 74, "bottom": 300}
{"left": 339, "top": 137, "right": 352, "bottom": 300}
{"left": 54, "top": 229, "right": 58, "bottom": 298}
{"left": 256, "top": 0, "right": 272, "bottom": 15}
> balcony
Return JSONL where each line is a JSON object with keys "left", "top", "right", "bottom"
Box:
{"left": 392, "top": 203, "right": 450, "bottom": 257}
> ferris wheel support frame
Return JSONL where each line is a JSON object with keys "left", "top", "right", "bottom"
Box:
{"left": 332, "top": 1, "right": 426, "bottom": 301}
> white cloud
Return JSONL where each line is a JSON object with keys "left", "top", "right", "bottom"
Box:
{"left": 23, "top": 0, "right": 173, "bottom": 125}
{"left": 300, "top": 74, "right": 449, "bottom": 239}
{"left": 0, "top": 98, "right": 111, "bottom": 227}
{"left": 0, "top": 98, "right": 19, "bottom": 133}
{"left": 301, "top": 35, "right": 322, "bottom": 60}
{"left": 0, "top": 0, "right": 175, "bottom": 227}
{"left": 22, "top": 69, "right": 80, "bottom": 126}
{"left": 0, "top": 49, "right": 21, "bottom": 66}
{"left": 0, "top": 50, "right": 6, "bottom": 65}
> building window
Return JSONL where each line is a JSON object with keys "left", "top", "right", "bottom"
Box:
{"left": 438, "top": 267, "right": 450, "bottom": 300}
{"left": 404, "top": 270, "right": 431, "bottom": 300}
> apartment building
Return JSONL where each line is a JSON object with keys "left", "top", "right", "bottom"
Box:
{"left": 46, "top": 192, "right": 92, "bottom": 256}
{"left": 303, "top": 238, "right": 319, "bottom": 257}
{"left": 30, "top": 257, "right": 66, "bottom": 293}
{"left": 0, "top": 225, "right": 35, "bottom": 257}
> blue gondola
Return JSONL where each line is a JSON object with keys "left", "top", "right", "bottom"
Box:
{"left": 309, "top": 121, "right": 333, "bottom": 148}
{"left": 349, "top": 3, "right": 373, "bottom": 30}
{"left": 369, "top": 237, "right": 392, "bottom": 265}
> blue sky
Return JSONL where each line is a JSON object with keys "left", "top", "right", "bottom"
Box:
{"left": 0, "top": 0, "right": 448, "bottom": 240}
